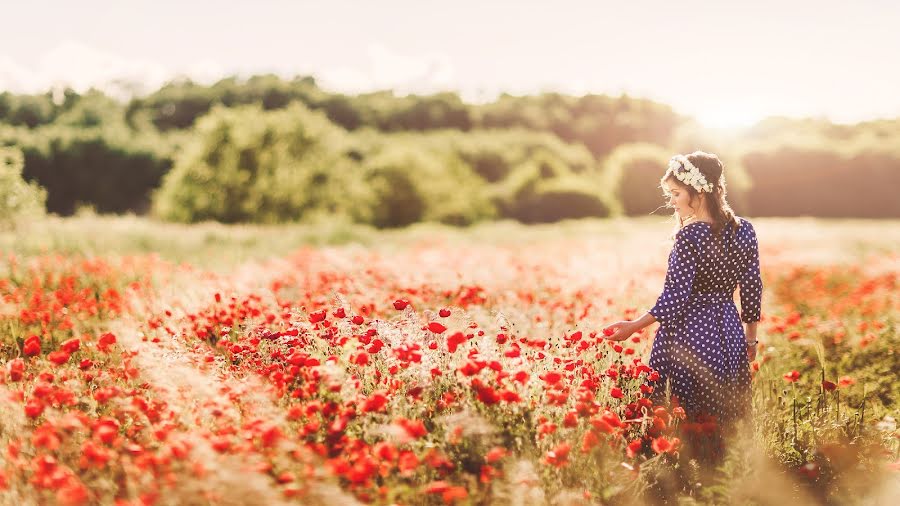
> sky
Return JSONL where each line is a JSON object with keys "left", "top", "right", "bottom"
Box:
{"left": 2, "top": 0, "right": 899, "bottom": 128}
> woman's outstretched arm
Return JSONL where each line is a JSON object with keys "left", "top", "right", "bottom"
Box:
{"left": 602, "top": 229, "right": 696, "bottom": 342}
{"left": 602, "top": 311, "right": 657, "bottom": 342}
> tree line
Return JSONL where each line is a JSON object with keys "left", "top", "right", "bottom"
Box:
{"left": 1, "top": 75, "right": 898, "bottom": 226}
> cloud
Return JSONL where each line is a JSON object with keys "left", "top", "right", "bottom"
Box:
{"left": 318, "top": 43, "right": 456, "bottom": 95}
{"left": 0, "top": 55, "right": 39, "bottom": 92}
{"left": 0, "top": 40, "right": 223, "bottom": 99}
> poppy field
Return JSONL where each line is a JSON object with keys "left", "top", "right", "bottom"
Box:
{"left": 0, "top": 217, "right": 897, "bottom": 505}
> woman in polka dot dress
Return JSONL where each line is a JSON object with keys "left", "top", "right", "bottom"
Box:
{"left": 603, "top": 151, "right": 762, "bottom": 463}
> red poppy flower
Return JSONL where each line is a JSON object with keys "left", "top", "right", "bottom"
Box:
{"left": 96, "top": 333, "right": 117, "bottom": 353}
{"left": 541, "top": 371, "right": 563, "bottom": 385}
{"left": 545, "top": 442, "right": 571, "bottom": 467}
{"left": 23, "top": 335, "right": 41, "bottom": 356}
{"left": 56, "top": 479, "right": 90, "bottom": 506}
{"left": 25, "top": 398, "right": 44, "bottom": 418}
{"left": 447, "top": 332, "right": 467, "bottom": 353}
{"left": 652, "top": 436, "right": 679, "bottom": 454}
{"left": 627, "top": 438, "right": 644, "bottom": 458}
{"left": 396, "top": 418, "right": 428, "bottom": 439}
{"left": 59, "top": 338, "right": 81, "bottom": 353}
{"left": 48, "top": 351, "right": 71, "bottom": 365}
{"left": 601, "top": 410, "right": 624, "bottom": 428}
{"left": 581, "top": 430, "right": 600, "bottom": 452}
{"left": 93, "top": 418, "right": 120, "bottom": 445}
{"left": 485, "top": 447, "right": 508, "bottom": 463}
{"left": 424, "top": 480, "right": 450, "bottom": 494}
{"left": 7, "top": 358, "right": 25, "bottom": 381}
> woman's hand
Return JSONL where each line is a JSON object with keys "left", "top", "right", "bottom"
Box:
{"left": 602, "top": 321, "right": 637, "bottom": 342}
{"left": 747, "top": 342, "right": 758, "bottom": 362}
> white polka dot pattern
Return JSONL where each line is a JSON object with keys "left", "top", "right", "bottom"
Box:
{"left": 645, "top": 218, "right": 763, "bottom": 426}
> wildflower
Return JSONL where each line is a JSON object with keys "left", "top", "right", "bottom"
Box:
{"left": 48, "top": 351, "right": 71, "bottom": 365}
{"left": 627, "top": 438, "right": 644, "bottom": 458}
{"left": 96, "top": 333, "right": 117, "bottom": 353}
{"left": 485, "top": 447, "right": 508, "bottom": 463}
{"left": 59, "top": 338, "right": 80, "bottom": 353}
{"left": 23, "top": 335, "right": 41, "bottom": 356}
{"left": 652, "top": 436, "right": 679, "bottom": 454}
{"left": 541, "top": 371, "right": 563, "bottom": 385}
{"left": 7, "top": 358, "right": 25, "bottom": 381}
{"left": 25, "top": 398, "right": 44, "bottom": 418}
{"left": 396, "top": 418, "right": 428, "bottom": 439}
{"left": 545, "top": 442, "right": 571, "bottom": 467}
{"left": 309, "top": 309, "right": 327, "bottom": 323}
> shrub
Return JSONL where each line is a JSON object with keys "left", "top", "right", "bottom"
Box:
{"left": 0, "top": 146, "right": 46, "bottom": 228}
{"left": 152, "top": 102, "right": 364, "bottom": 224}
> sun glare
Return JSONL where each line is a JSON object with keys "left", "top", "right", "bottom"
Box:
{"left": 695, "top": 107, "right": 763, "bottom": 130}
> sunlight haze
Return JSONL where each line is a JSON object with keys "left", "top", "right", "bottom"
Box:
{"left": 2, "top": 0, "right": 898, "bottom": 127}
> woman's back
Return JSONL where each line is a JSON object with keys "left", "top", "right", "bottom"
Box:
{"left": 671, "top": 218, "right": 762, "bottom": 324}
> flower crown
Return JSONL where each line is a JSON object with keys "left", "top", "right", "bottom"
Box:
{"left": 668, "top": 154, "right": 714, "bottom": 193}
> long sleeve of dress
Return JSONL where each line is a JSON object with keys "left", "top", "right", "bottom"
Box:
{"left": 648, "top": 230, "right": 698, "bottom": 327}
{"left": 738, "top": 223, "right": 763, "bottom": 323}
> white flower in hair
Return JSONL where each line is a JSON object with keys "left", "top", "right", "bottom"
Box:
{"left": 669, "top": 154, "right": 713, "bottom": 193}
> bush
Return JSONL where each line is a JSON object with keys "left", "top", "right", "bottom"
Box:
{"left": 152, "top": 102, "right": 366, "bottom": 224}
{"left": 359, "top": 151, "right": 427, "bottom": 228}
{"left": 500, "top": 174, "right": 611, "bottom": 223}
{"left": 0, "top": 146, "right": 46, "bottom": 228}
{"left": 353, "top": 136, "right": 498, "bottom": 228}
{"left": 741, "top": 146, "right": 900, "bottom": 218}
{"left": 449, "top": 129, "right": 596, "bottom": 183}
{"left": 2, "top": 125, "right": 173, "bottom": 215}
{"left": 602, "top": 143, "right": 672, "bottom": 216}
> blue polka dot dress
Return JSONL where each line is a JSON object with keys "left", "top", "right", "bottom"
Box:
{"left": 646, "top": 218, "right": 762, "bottom": 429}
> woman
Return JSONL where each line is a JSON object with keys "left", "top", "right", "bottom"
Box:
{"left": 602, "top": 151, "right": 762, "bottom": 463}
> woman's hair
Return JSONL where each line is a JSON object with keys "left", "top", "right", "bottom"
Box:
{"left": 660, "top": 150, "right": 740, "bottom": 237}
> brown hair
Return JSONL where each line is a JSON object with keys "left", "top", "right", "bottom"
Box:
{"left": 660, "top": 151, "right": 740, "bottom": 237}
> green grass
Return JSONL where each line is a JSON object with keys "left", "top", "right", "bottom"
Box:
{"left": 3, "top": 214, "right": 898, "bottom": 270}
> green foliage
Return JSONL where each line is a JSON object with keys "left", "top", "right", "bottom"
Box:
{"left": 4, "top": 77, "right": 900, "bottom": 223}
{"left": 741, "top": 145, "right": 900, "bottom": 218}
{"left": 503, "top": 175, "right": 612, "bottom": 223}
{"left": 53, "top": 90, "right": 125, "bottom": 128}
{"left": 0, "top": 146, "right": 46, "bottom": 228}
{"left": 152, "top": 102, "right": 365, "bottom": 224}
{"left": 1, "top": 124, "right": 173, "bottom": 215}
{"left": 152, "top": 102, "right": 609, "bottom": 227}
{"left": 124, "top": 75, "right": 326, "bottom": 131}
{"left": 602, "top": 142, "right": 672, "bottom": 217}
{"left": 476, "top": 92, "right": 683, "bottom": 159}
{"left": 0, "top": 91, "right": 58, "bottom": 128}
{"left": 355, "top": 138, "right": 498, "bottom": 228}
